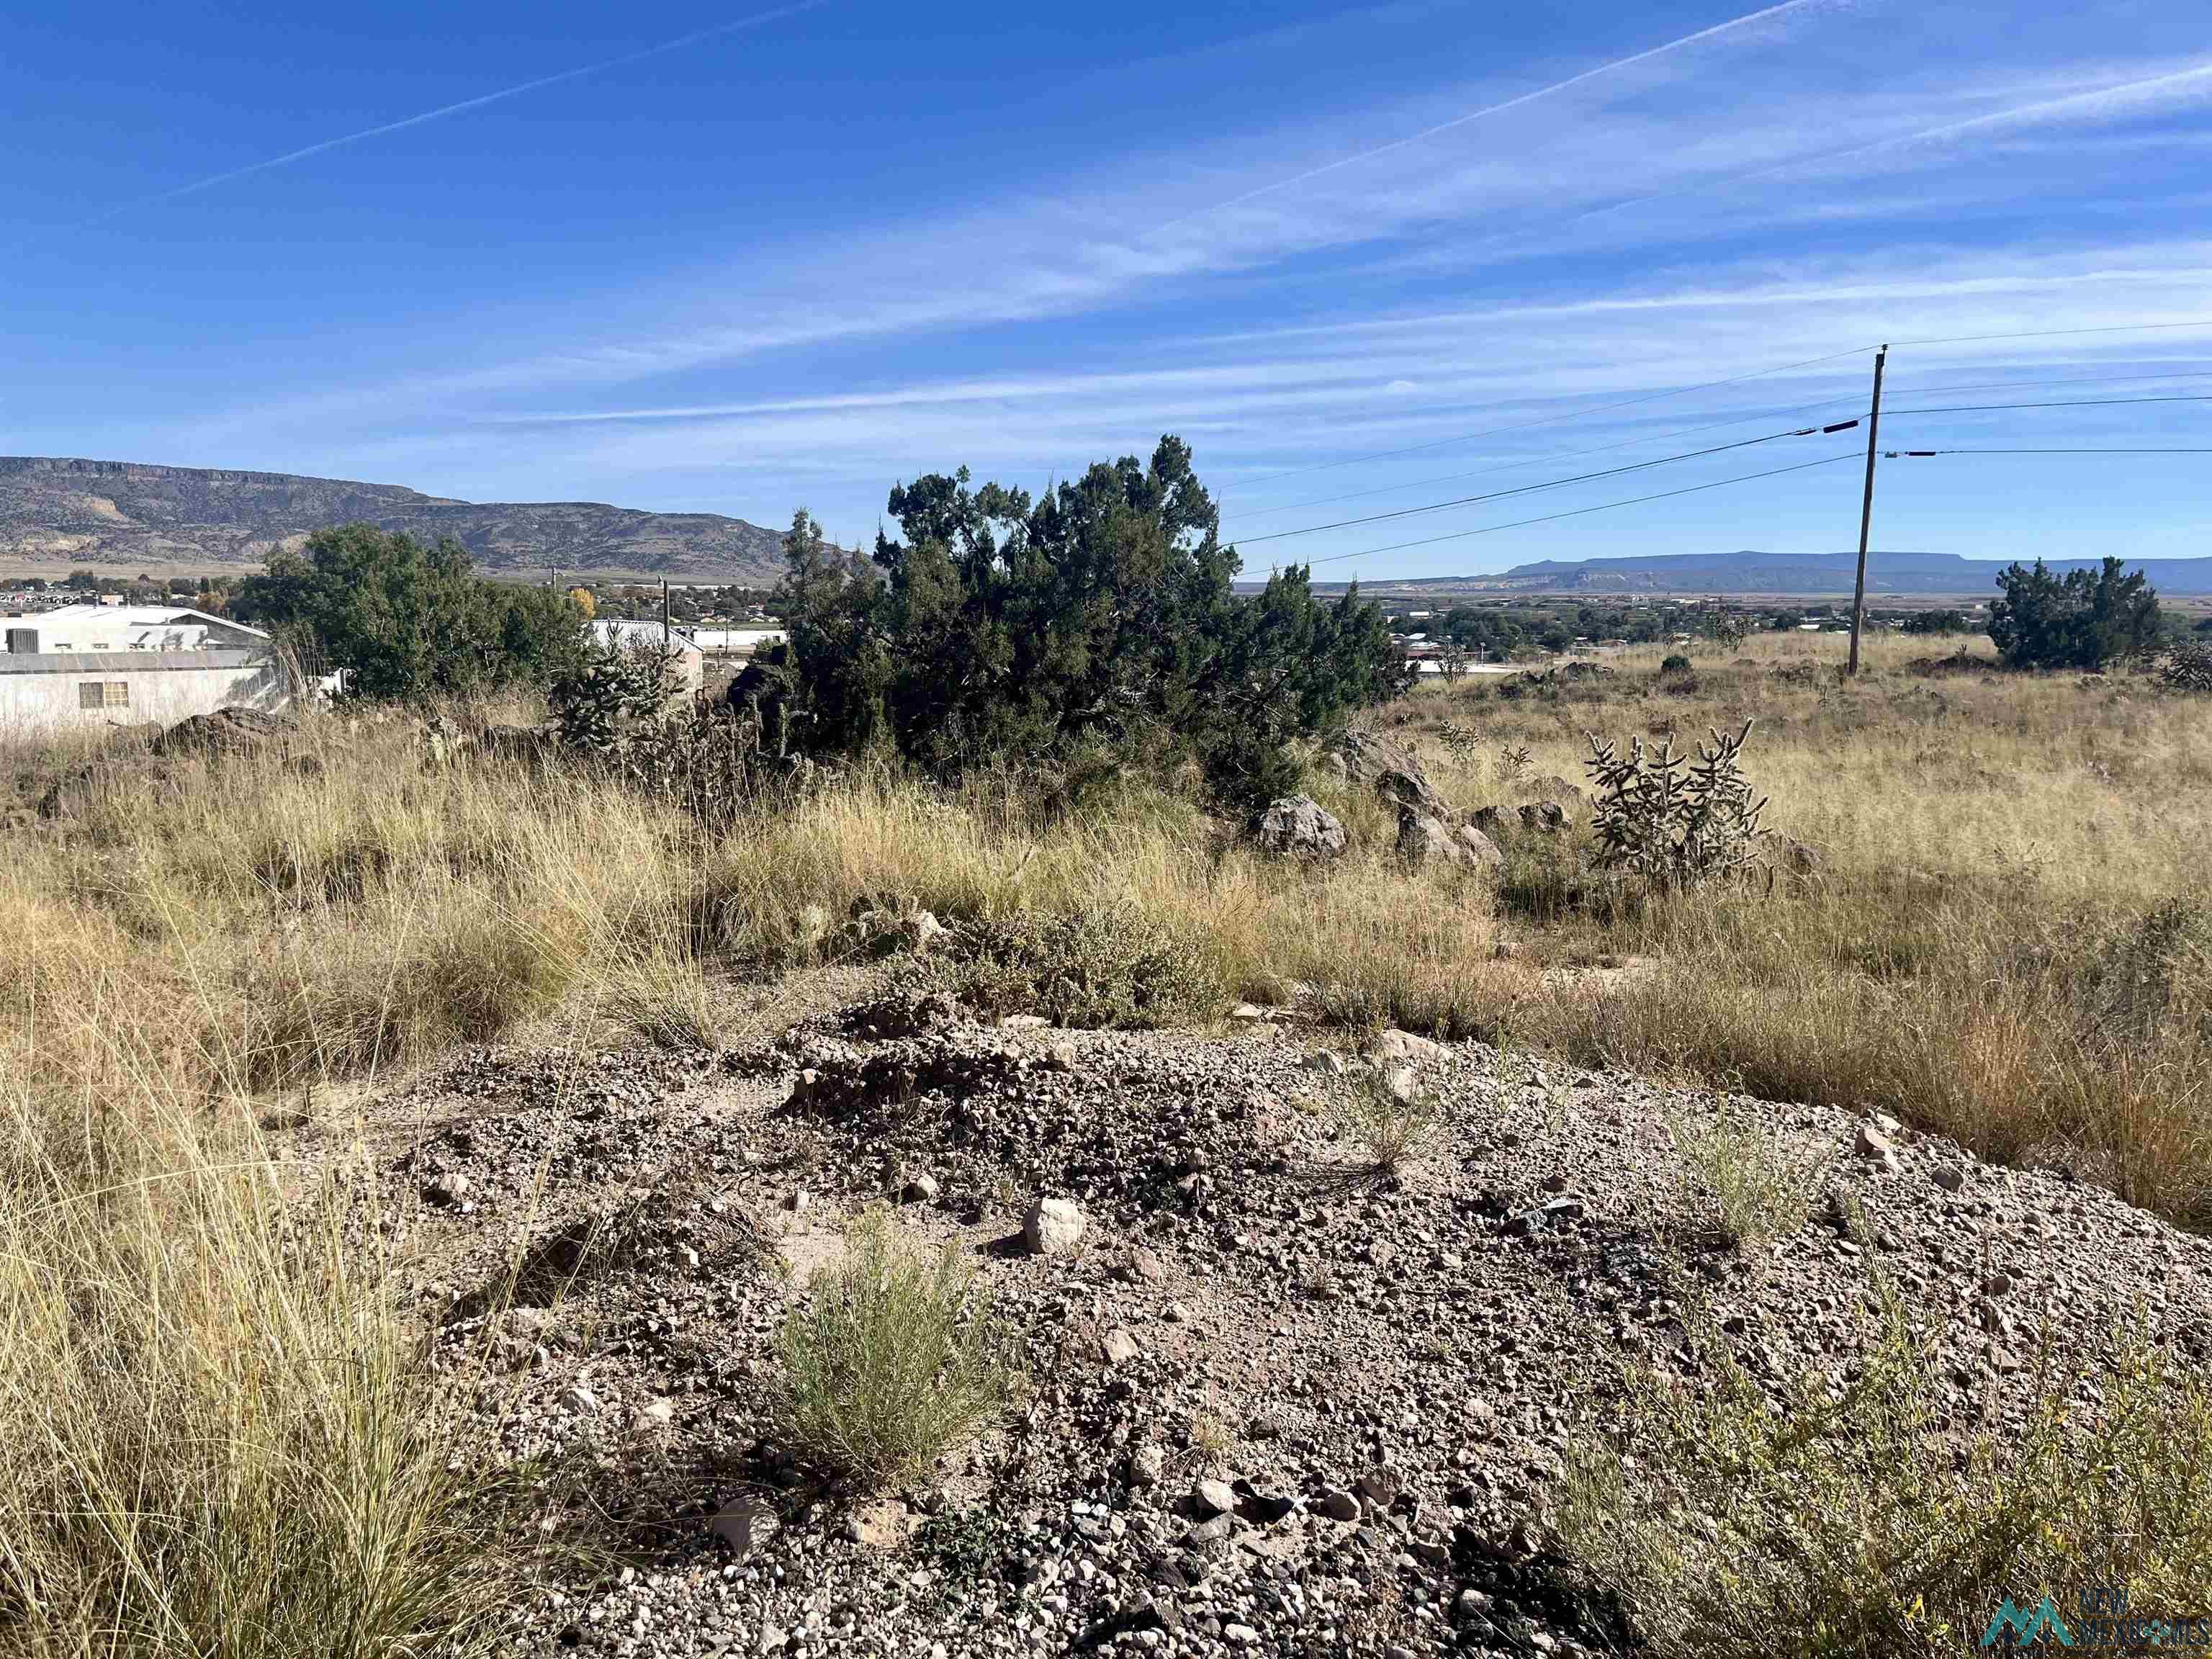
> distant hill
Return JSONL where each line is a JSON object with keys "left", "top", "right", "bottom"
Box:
{"left": 0, "top": 457, "right": 788, "bottom": 584}
{"left": 1309, "top": 549, "right": 2212, "bottom": 595}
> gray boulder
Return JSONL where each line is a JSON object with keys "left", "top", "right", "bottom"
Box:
{"left": 1251, "top": 794, "right": 1348, "bottom": 860}
{"left": 1331, "top": 729, "right": 1456, "bottom": 821}
{"left": 1395, "top": 806, "right": 1464, "bottom": 867}
{"left": 1471, "top": 799, "right": 1568, "bottom": 837}
{"left": 1455, "top": 824, "right": 1504, "bottom": 868}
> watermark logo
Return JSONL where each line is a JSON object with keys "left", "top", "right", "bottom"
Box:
{"left": 1980, "top": 1588, "right": 2212, "bottom": 1653}
{"left": 1982, "top": 1596, "right": 2074, "bottom": 1648}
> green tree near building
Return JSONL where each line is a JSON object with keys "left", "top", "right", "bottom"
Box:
{"left": 1989, "top": 556, "right": 2160, "bottom": 670}
{"left": 1902, "top": 608, "right": 1971, "bottom": 636}
{"left": 233, "top": 523, "right": 586, "bottom": 699}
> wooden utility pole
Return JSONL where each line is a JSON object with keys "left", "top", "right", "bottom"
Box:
{"left": 1847, "top": 343, "right": 1888, "bottom": 676}
{"left": 661, "top": 577, "right": 671, "bottom": 645}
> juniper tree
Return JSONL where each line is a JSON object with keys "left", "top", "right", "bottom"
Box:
{"left": 755, "top": 439, "right": 1408, "bottom": 806}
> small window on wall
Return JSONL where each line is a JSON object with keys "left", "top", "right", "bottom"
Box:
{"left": 78, "top": 681, "right": 128, "bottom": 709}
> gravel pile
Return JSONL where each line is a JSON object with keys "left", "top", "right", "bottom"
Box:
{"left": 313, "top": 989, "right": 2212, "bottom": 1658}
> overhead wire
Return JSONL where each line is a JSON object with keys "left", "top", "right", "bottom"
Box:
{"left": 1887, "top": 318, "right": 2212, "bottom": 348}
{"left": 1207, "top": 323, "right": 2212, "bottom": 577}
{"left": 1223, "top": 322, "right": 2212, "bottom": 503}
{"left": 1879, "top": 365, "right": 2212, "bottom": 399}
{"left": 1225, "top": 390, "right": 1867, "bottom": 521}
{"left": 1226, "top": 366, "right": 2212, "bottom": 526}
{"left": 1227, "top": 344, "right": 1874, "bottom": 488}
{"left": 1885, "top": 446, "right": 2212, "bottom": 456}
{"left": 1234, "top": 420, "right": 1856, "bottom": 546}
{"left": 1289, "top": 452, "right": 1860, "bottom": 568}
{"left": 1884, "top": 394, "right": 2212, "bottom": 416}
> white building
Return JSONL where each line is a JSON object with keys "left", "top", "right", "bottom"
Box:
{"left": 690, "top": 626, "right": 787, "bottom": 655}
{"left": 0, "top": 605, "right": 293, "bottom": 737}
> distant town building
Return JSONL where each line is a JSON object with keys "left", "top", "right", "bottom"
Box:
{"left": 691, "top": 626, "right": 788, "bottom": 656}
{"left": 0, "top": 604, "right": 291, "bottom": 735}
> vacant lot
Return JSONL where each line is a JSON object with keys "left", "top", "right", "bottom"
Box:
{"left": 8, "top": 630, "right": 2211, "bottom": 1224}
{"left": 5, "top": 630, "right": 2209, "bottom": 1654}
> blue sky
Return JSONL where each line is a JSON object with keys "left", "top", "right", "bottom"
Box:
{"left": 6, "top": 0, "right": 2211, "bottom": 577}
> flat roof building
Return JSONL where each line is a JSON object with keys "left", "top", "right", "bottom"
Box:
{"left": 0, "top": 605, "right": 290, "bottom": 737}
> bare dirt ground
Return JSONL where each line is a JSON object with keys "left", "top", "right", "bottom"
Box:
{"left": 274, "top": 968, "right": 2212, "bottom": 1659}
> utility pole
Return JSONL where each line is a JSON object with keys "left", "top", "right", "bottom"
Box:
{"left": 1847, "top": 343, "right": 1888, "bottom": 676}
{"left": 661, "top": 577, "right": 670, "bottom": 646}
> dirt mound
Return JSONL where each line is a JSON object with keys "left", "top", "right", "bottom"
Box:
{"left": 307, "top": 991, "right": 2212, "bottom": 1659}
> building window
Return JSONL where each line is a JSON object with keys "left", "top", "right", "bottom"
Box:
{"left": 78, "top": 681, "right": 128, "bottom": 709}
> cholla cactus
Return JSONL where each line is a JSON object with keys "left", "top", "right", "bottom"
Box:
{"left": 550, "top": 638, "right": 681, "bottom": 753}
{"left": 2159, "top": 637, "right": 2212, "bottom": 695}
{"left": 1584, "top": 718, "right": 1770, "bottom": 892}
{"left": 1437, "top": 721, "right": 1484, "bottom": 764}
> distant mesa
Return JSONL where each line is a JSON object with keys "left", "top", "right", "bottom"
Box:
{"left": 0, "top": 457, "right": 786, "bottom": 585}
{"left": 1290, "top": 547, "right": 2212, "bottom": 596}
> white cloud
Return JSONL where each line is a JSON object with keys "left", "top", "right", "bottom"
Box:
{"left": 145, "top": 0, "right": 2212, "bottom": 561}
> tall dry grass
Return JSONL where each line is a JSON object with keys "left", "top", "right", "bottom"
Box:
{"left": 0, "top": 1012, "right": 523, "bottom": 1653}
{"left": 1382, "top": 632, "right": 2212, "bottom": 1226}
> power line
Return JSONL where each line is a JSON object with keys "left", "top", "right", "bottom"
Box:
{"left": 1293, "top": 452, "right": 1859, "bottom": 568}
{"left": 1221, "top": 323, "right": 2212, "bottom": 498}
{"left": 1227, "top": 345, "right": 1874, "bottom": 489}
{"left": 1885, "top": 394, "right": 2212, "bottom": 416}
{"left": 1887, "top": 318, "right": 2212, "bottom": 348}
{"left": 1881, "top": 365, "right": 2212, "bottom": 399}
{"left": 1225, "top": 389, "right": 1868, "bottom": 522}
{"left": 1226, "top": 366, "right": 2212, "bottom": 526}
{"left": 1236, "top": 421, "right": 1853, "bottom": 546}
{"left": 1886, "top": 446, "right": 2212, "bottom": 456}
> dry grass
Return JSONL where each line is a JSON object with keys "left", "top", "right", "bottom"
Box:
{"left": 0, "top": 1039, "right": 523, "bottom": 1654}
{"left": 1331, "top": 1068, "right": 1443, "bottom": 1172}
{"left": 12, "top": 634, "right": 2212, "bottom": 1236}
{"left": 4, "top": 627, "right": 2209, "bottom": 1644}
{"left": 1556, "top": 1292, "right": 2212, "bottom": 1658}
{"left": 1371, "top": 632, "right": 2212, "bottom": 1228}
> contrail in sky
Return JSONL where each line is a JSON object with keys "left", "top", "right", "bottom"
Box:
{"left": 1163, "top": 0, "right": 1848, "bottom": 228}
{"left": 77, "top": 0, "right": 828, "bottom": 228}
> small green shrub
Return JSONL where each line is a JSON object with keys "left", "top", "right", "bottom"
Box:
{"left": 1556, "top": 1296, "right": 2212, "bottom": 1659}
{"left": 1667, "top": 1107, "right": 1828, "bottom": 1250}
{"left": 2087, "top": 896, "right": 2212, "bottom": 1041}
{"left": 1332, "top": 1068, "right": 1442, "bottom": 1171}
{"left": 935, "top": 903, "right": 1227, "bottom": 1028}
{"left": 776, "top": 1210, "right": 1015, "bottom": 1488}
{"left": 1660, "top": 653, "right": 1693, "bottom": 676}
{"left": 912, "top": 1506, "right": 1017, "bottom": 1609}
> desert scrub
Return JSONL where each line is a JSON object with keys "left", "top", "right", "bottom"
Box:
{"left": 1555, "top": 1296, "right": 2212, "bottom": 1659}
{"left": 776, "top": 1209, "right": 1015, "bottom": 1488}
{"left": 935, "top": 902, "right": 1228, "bottom": 1028}
{"left": 1332, "top": 1067, "right": 1442, "bottom": 1171}
{"left": 1667, "top": 1105, "right": 1829, "bottom": 1251}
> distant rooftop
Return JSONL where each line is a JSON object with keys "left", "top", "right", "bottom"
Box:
{"left": 1, "top": 604, "right": 269, "bottom": 655}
